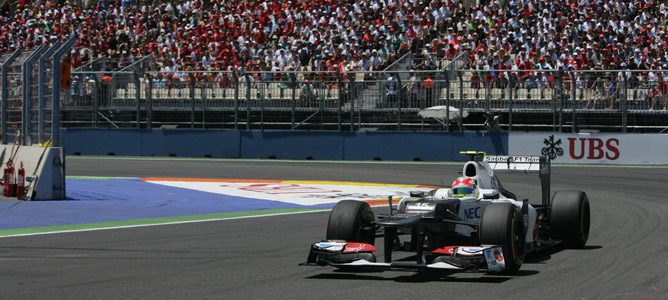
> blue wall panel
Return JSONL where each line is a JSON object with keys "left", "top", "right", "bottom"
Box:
{"left": 141, "top": 129, "right": 240, "bottom": 157}
{"left": 61, "top": 129, "right": 509, "bottom": 161}
{"left": 343, "top": 132, "right": 450, "bottom": 161}
{"left": 448, "top": 132, "right": 508, "bottom": 161}
{"left": 239, "top": 131, "right": 344, "bottom": 160}
{"left": 62, "top": 128, "right": 143, "bottom": 156}
{"left": 344, "top": 132, "right": 508, "bottom": 161}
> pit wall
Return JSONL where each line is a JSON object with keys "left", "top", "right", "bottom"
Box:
{"left": 61, "top": 128, "right": 508, "bottom": 161}
{"left": 0, "top": 145, "right": 65, "bottom": 200}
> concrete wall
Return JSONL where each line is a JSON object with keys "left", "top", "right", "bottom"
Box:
{"left": 0, "top": 145, "right": 65, "bottom": 200}
{"left": 61, "top": 128, "right": 508, "bottom": 161}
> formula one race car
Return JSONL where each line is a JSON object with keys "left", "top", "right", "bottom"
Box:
{"left": 302, "top": 151, "right": 590, "bottom": 274}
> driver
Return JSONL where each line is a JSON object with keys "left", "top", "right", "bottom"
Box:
{"left": 449, "top": 176, "right": 478, "bottom": 197}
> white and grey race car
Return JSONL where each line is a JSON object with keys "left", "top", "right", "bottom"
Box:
{"left": 302, "top": 151, "right": 590, "bottom": 274}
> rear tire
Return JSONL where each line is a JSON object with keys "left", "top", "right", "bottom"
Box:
{"left": 326, "top": 200, "right": 375, "bottom": 245}
{"left": 479, "top": 203, "right": 525, "bottom": 274}
{"left": 550, "top": 190, "right": 590, "bottom": 248}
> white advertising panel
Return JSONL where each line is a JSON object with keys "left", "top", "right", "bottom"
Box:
{"left": 509, "top": 133, "right": 668, "bottom": 165}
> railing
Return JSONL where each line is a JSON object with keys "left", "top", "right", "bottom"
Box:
{"left": 61, "top": 69, "right": 668, "bottom": 132}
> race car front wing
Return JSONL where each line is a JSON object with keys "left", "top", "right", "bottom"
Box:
{"left": 301, "top": 241, "right": 508, "bottom": 273}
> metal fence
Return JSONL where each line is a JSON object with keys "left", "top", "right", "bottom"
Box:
{"left": 60, "top": 68, "right": 668, "bottom": 132}
{"left": 5, "top": 44, "right": 667, "bottom": 135}
{"left": 0, "top": 38, "right": 76, "bottom": 146}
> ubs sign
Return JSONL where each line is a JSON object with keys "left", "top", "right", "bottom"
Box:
{"left": 540, "top": 135, "right": 619, "bottom": 161}
{"left": 566, "top": 137, "right": 619, "bottom": 160}
{"left": 510, "top": 133, "right": 635, "bottom": 164}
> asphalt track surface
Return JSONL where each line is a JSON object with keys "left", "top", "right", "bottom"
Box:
{"left": 2, "top": 157, "right": 668, "bottom": 299}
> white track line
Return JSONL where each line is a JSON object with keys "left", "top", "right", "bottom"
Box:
{"left": 0, "top": 209, "right": 331, "bottom": 239}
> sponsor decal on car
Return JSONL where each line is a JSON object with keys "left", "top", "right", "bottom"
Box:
{"left": 463, "top": 207, "right": 482, "bottom": 219}
{"left": 343, "top": 243, "right": 376, "bottom": 253}
{"left": 432, "top": 246, "right": 484, "bottom": 256}
{"left": 484, "top": 247, "right": 506, "bottom": 271}
{"left": 314, "top": 242, "right": 347, "bottom": 251}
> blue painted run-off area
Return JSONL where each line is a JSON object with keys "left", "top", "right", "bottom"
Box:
{"left": 0, "top": 179, "right": 332, "bottom": 230}
{"left": 61, "top": 129, "right": 508, "bottom": 161}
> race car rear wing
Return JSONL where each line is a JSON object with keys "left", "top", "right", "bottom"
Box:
{"left": 483, "top": 155, "right": 551, "bottom": 206}
{"left": 460, "top": 152, "right": 551, "bottom": 206}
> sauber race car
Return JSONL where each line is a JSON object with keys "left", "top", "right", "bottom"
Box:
{"left": 302, "top": 151, "right": 590, "bottom": 274}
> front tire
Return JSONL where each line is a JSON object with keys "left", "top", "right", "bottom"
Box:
{"left": 326, "top": 200, "right": 375, "bottom": 245}
{"left": 479, "top": 203, "right": 525, "bottom": 274}
{"left": 550, "top": 190, "right": 590, "bottom": 248}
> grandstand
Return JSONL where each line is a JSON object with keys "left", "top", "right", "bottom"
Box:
{"left": 1, "top": 0, "right": 667, "bottom": 132}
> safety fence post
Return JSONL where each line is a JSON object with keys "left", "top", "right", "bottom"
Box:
{"left": 232, "top": 71, "right": 239, "bottom": 130}
{"left": 51, "top": 36, "right": 77, "bottom": 147}
{"left": 337, "top": 73, "right": 343, "bottom": 131}
{"left": 22, "top": 46, "right": 46, "bottom": 145}
{"left": 1, "top": 50, "right": 20, "bottom": 144}
{"left": 244, "top": 73, "right": 251, "bottom": 130}
{"left": 133, "top": 71, "right": 140, "bottom": 128}
{"left": 571, "top": 71, "right": 577, "bottom": 133}
{"left": 349, "top": 77, "right": 355, "bottom": 132}
{"left": 22, "top": 45, "right": 47, "bottom": 144}
{"left": 93, "top": 75, "right": 100, "bottom": 128}
{"left": 558, "top": 70, "right": 564, "bottom": 133}
{"left": 38, "top": 41, "right": 61, "bottom": 144}
{"left": 444, "top": 69, "right": 450, "bottom": 132}
{"left": 508, "top": 70, "right": 514, "bottom": 132}
{"left": 201, "top": 78, "right": 207, "bottom": 129}
{"left": 189, "top": 73, "right": 195, "bottom": 128}
{"left": 458, "top": 71, "right": 464, "bottom": 132}
{"left": 621, "top": 71, "right": 628, "bottom": 132}
{"left": 291, "top": 73, "right": 296, "bottom": 130}
{"left": 259, "top": 82, "right": 264, "bottom": 130}
{"left": 396, "top": 73, "right": 402, "bottom": 131}
{"left": 145, "top": 73, "right": 152, "bottom": 128}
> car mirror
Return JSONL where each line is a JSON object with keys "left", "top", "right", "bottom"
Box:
{"left": 482, "top": 191, "right": 500, "bottom": 199}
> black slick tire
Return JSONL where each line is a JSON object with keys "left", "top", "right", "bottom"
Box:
{"left": 479, "top": 203, "right": 525, "bottom": 274}
{"left": 326, "top": 200, "right": 375, "bottom": 245}
{"left": 550, "top": 190, "right": 590, "bottom": 248}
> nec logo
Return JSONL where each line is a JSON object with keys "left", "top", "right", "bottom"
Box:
{"left": 567, "top": 138, "right": 620, "bottom": 160}
{"left": 464, "top": 207, "right": 481, "bottom": 219}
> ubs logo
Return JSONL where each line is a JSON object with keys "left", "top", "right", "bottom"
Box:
{"left": 541, "top": 135, "right": 564, "bottom": 160}
{"left": 540, "top": 135, "right": 620, "bottom": 160}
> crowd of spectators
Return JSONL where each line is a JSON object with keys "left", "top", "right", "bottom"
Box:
{"left": 0, "top": 0, "right": 455, "bottom": 77}
{"left": 0, "top": 0, "right": 666, "bottom": 94}
{"left": 414, "top": 0, "right": 667, "bottom": 108}
{"left": 429, "top": 0, "right": 668, "bottom": 72}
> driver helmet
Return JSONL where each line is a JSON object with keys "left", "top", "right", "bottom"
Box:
{"left": 450, "top": 176, "right": 477, "bottom": 197}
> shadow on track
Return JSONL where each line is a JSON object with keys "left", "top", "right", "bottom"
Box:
{"left": 307, "top": 269, "right": 539, "bottom": 283}
{"left": 525, "top": 244, "right": 603, "bottom": 265}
